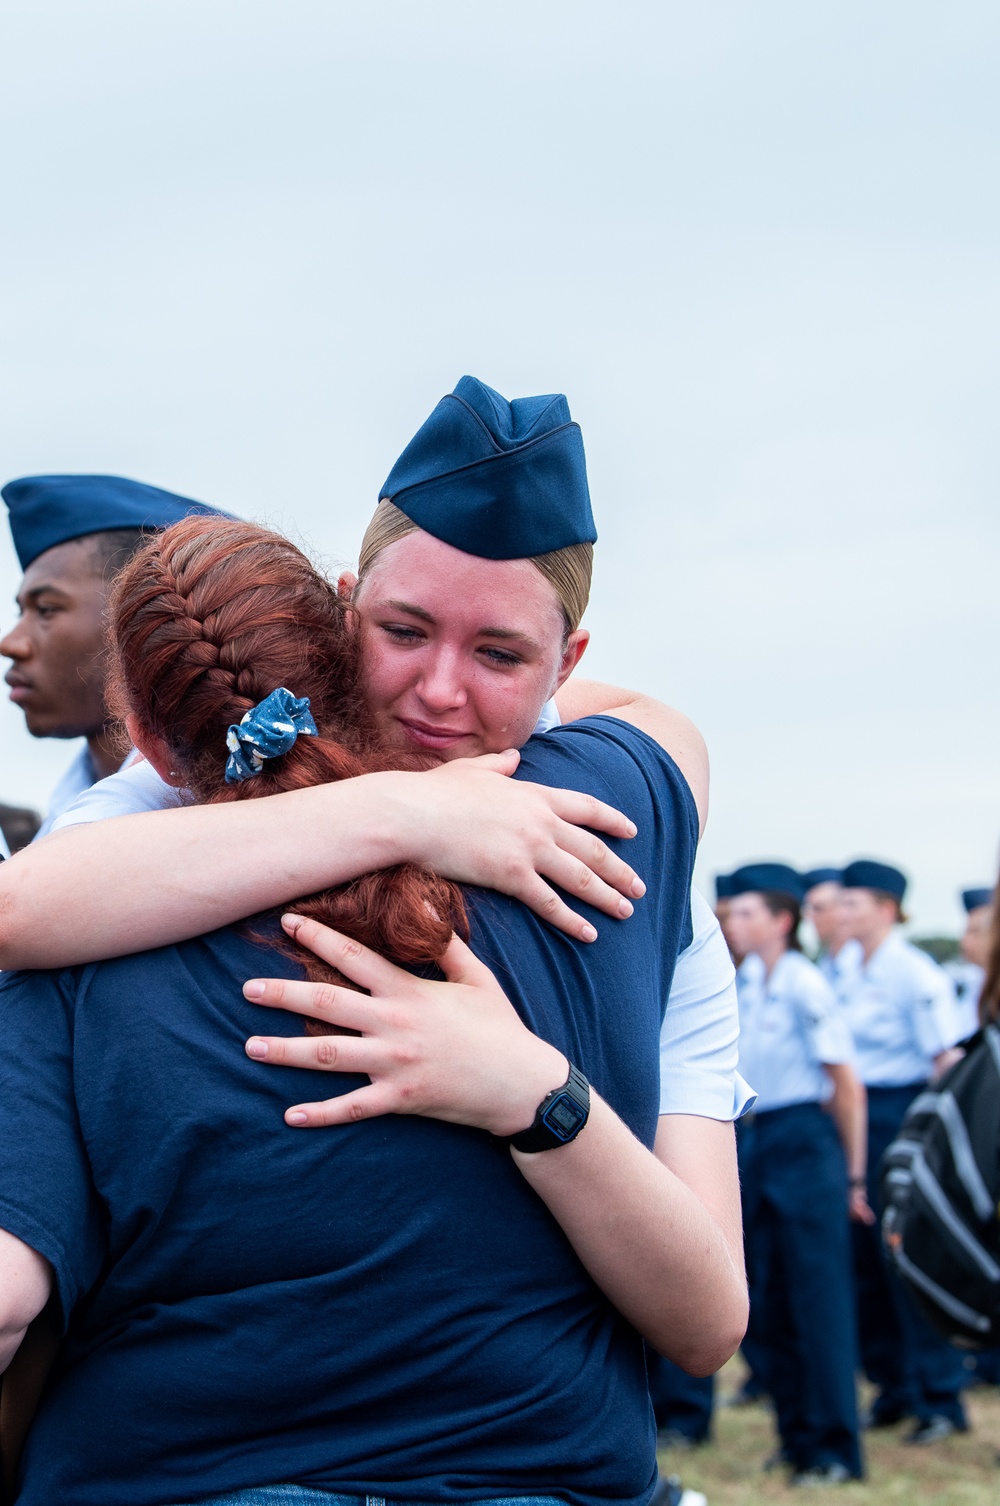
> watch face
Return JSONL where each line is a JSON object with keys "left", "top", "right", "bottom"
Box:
{"left": 542, "top": 1092, "right": 588, "bottom": 1140}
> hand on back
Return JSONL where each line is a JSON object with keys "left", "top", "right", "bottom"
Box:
{"left": 403, "top": 750, "right": 646, "bottom": 943}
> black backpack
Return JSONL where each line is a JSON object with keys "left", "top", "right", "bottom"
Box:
{"left": 879, "top": 1025, "right": 1000, "bottom": 1348}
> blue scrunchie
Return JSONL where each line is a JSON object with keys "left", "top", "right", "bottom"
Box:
{"left": 225, "top": 687, "right": 318, "bottom": 783}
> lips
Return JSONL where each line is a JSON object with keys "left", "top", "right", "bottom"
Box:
{"left": 396, "top": 718, "right": 471, "bottom": 751}
{"left": 5, "top": 674, "right": 33, "bottom": 705}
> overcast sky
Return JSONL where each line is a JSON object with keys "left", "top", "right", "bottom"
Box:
{"left": 1, "top": 1, "right": 997, "bottom": 932}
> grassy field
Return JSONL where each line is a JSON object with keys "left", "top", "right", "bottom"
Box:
{"left": 659, "top": 1364, "right": 1000, "bottom": 1505}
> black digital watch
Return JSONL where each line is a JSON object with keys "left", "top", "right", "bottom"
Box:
{"left": 505, "top": 1063, "right": 591, "bottom": 1153}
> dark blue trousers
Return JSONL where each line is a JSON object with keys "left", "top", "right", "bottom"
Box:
{"left": 738, "top": 1102, "right": 863, "bottom": 1476}
{"left": 853, "top": 1083, "right": 968, "bottom": 1427}
{"left": 646, "top": 1348, "right": 714, "bottom": 1442}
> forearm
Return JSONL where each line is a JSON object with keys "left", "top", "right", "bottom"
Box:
{"left": 512, "top": 1096, "right": 748, "bottom": 1372}
{"left": 0, "top": 772, "right": 416, "bottom": 969}
{"left": 827, "top": 1071, "right": 867, "bottom": 1180}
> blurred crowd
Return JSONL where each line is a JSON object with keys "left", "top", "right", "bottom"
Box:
{"left": 650, "top": 860, "right": 999, "bottom": 1480}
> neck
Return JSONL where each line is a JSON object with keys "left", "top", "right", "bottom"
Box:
{"left": 86, "top": 727, "right": 123, "bottom": 781}
{"left": 861, "top": 923, "right": 894, "bottom": 963}
{"left": 758, "top": 937, "right": 788, "bottom": 975}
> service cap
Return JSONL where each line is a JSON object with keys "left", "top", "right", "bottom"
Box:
{"left": 961, "top": 887, "right": 994, "bottom": 915}
{"left": 802, "top": 867, "right": 843, "bottom": 892}
{"left": 380, "top": 375, "right": 596, "bottom": 560}
{"left": 714, "top": 872, "right": 737, "bottom": 901}
{"left": 730, "top": 863, "right": 805, "bottom": 901}
{"left": 842, "top": 859, "right": 907, "bottom": 902}
{"left": 3, "top": 474, "right": 227, "bottom": 572}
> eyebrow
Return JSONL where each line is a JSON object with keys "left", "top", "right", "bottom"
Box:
{"left": 16, "top": 583, "right": 72, "bottom": 607}
{"left": 382, "top": 599, "right": 542, "bottom": 651}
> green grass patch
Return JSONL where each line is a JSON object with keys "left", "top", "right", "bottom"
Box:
{"left": 658, "top": 1364, "right": 1000, "bottom": 1504}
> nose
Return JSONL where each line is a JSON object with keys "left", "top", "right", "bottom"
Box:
{"left": 0, "top": 621, "right": 29, "bottom": 662}
{"left": 416, "top": 646, "right": 468, "bottom": 714}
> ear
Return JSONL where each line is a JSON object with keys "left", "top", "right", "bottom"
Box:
{"left": 552, "top": 629, "right": 589, "bottom": 693}
{"left": 337, "top": 570, "right": 358, "bottom": 601}
{"left": 125, "top": 714, "right": 185, "bottom": 788}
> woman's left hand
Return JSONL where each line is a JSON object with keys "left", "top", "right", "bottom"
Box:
{"left": 243, "top": 914, "right": 567, "bottom": 1133}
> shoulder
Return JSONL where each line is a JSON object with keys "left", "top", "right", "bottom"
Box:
{"left": 782, "top": 950, "right": 836, "bottom": 1012}
{"left": 521, "top": 715, "right": 699, "bottom": 837}
{"left": 48, "top": 758, "right": 185, "bottom": 832}
{"left": 899, "top": 939, "right": 951, "bottom": 989}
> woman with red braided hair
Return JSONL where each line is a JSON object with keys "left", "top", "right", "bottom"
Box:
{"left": 0, "top": 380, "right": 749, "bottom": 1506}
{"left": 0, "top": 510, "right": 742, "bottom": 1506}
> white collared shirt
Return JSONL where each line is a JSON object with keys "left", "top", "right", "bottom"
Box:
{"left": 840, "top": 931, "right": 961, "bottom": 1086}
{"left": 736, "top": 948, "right": 854, "bottom": 1113}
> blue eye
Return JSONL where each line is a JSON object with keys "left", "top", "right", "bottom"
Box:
{"left": 381, "top": 624, "right": 423, "bottom": 643}
{"left": 481, "top": 647, "right": 521, "bottom": 668}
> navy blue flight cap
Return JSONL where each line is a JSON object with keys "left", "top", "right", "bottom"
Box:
{"left": 714, "top": 872, "right": 737, "bottom": 901}
{"left": 802, "top": 867, "right": 843, "bottom": 892}
{"left": 842, "top": 859, "right": 907, "bottom": 901}
{"left": 379, "top": 376, "right": 597, "bottom": 560}
{"left": 3, "top": 474, "right": 228, "bottom": 572}
{"left": 730, "top": 863, "right": 806, "bottom": 901}
{"left": 962, "top": 887, "right": 995, "bottom": 914}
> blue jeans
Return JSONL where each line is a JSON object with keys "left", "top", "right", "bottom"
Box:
{"left": 179, "top": 1493, "right": 568, "bottom": 1506}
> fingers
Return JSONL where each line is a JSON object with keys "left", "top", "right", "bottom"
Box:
{"left": 439, "top": 933, "right": 497, "bottom": 986}
{"left": 245, "top": 1031, "right": 388, "bottom": 1075}
{"left": 510, "top": 873, "right": 600, "bottom": 943}
{"left": 547, "top": 787, "right": 639, "bottom": 843}
{"left": 549, "top": 820, "right": 646, "bottom": 905}
{"left": 243, "top": 972, "right": 382, "bottom": 1029}
{"left": 460, "top": 749, "right": 520, "bottom": 776}
{"left": 284, "top": 1084, "right": 396, "bottom": 1128}
{"left": 278, "top": 914, "right": 406, "bottom": 994}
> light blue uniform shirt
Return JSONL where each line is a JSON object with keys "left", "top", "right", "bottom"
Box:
{"left": 840, "top": 931, "right": 961, "bottom": 1087}
{"left": 35, "top": 745, "right": 104, "bottom": 839}
{"left": 736, "top": 949, "right": 854, "bottom": 1114}
{"left": 817, "top": 938, "right": 862, "bottom": 1003}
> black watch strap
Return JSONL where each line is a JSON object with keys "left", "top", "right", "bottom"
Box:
{"left": 507, "top": 1063, "right": 591, "bottom": 1153}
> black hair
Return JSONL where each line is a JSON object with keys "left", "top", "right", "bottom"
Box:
{"left": 85, "top": 528, "right": 151, "bottom": 583}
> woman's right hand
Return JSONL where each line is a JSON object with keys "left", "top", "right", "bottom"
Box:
{"left": 388, "top": 751, "right": 646, "bottom": 943}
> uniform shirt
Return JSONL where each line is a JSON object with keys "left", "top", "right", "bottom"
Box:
{"left": 817, "top": 938, "right": 862, "bottom": 1002}
{"left": 49, "top": 727, "right": 753, "bottom": 1123}
{"left": 0, "top": 716, "right": 694, "bottom": 1506}
{"left": 34, "top": 745, "right": 103, "bottom": 839}
{"left": 736, "top": 949, "right": 854, "bottom": 1114}
{"left": 944, "top": 959, "right": 984, "bottom": 1041}
{"left": 840, "top": 931, "right": 961, "bottom": 1087}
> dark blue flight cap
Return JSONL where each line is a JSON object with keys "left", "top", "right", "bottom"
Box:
{"left": 730, "top": 863, "right": 806, "bottom": 901}
{"left": 962, "top": 887, "right": 995, "bottom": 914}
{"left": 802, "top": 867, "right": 843, "bottom": 892}
{"left": 379, "top": 376, "right": 597, "bottom": 560}
{"left": 3, "top": 474, "right": 228, "bottom": 572}
{"left": 714, "top": 872, "right": 737, "bottom": 901}
{"left": 842, "top": 859, "right": 907, "bottom": 901}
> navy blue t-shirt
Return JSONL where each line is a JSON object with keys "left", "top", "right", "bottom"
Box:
{"left": 0, "top": 717, "right": 697, "bottom": 1506}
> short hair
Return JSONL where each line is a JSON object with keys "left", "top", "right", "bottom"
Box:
{"left": 85, "top": 527, "right": 150, "bottom": 583}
